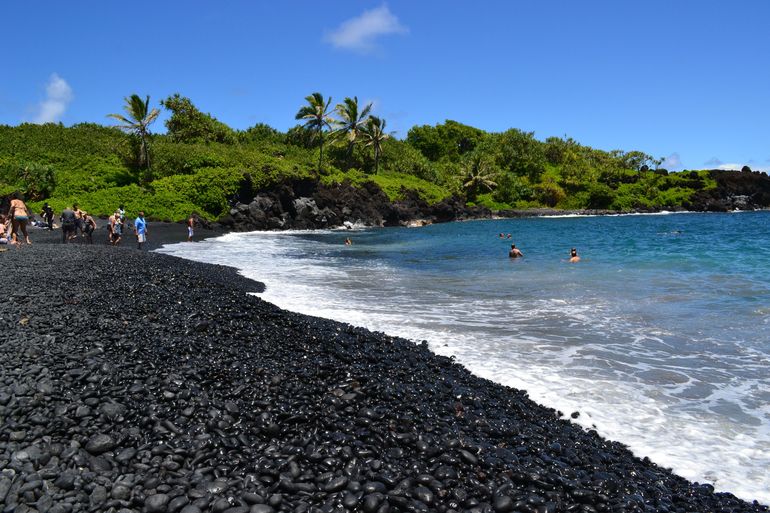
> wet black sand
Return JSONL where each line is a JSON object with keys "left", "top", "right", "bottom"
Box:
{"left": 1, "top": 228, "right": 767, "bottom": 513}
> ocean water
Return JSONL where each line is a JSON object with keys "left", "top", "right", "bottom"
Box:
{"left": 158, "top": 211, "right": 770, "bottom": 504}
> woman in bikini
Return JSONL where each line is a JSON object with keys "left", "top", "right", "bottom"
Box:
{"left": 8, "top": 192, "right": 31, "bottom": 245}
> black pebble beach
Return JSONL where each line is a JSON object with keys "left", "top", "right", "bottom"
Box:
{"left": 1, "top": 229, "right": 767, "bottom": 513}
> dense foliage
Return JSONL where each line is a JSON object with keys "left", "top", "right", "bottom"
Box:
{"left": 0, "top": 95, "right": 722, "bottom": 222}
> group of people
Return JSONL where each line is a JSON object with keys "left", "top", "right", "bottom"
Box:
{"left": 59, "top": 204, "right": 97, "bottom": 243}
{"left": 62, "top": 205, "right": 149, "bottom": 249}
{"left": 507, "top": 241, "right": 581, "bottom": 262}
{"left": 1, "top": 192, "right": 202, "bottom": 249}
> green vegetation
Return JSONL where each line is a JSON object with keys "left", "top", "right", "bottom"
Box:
{"left": 0, "top": 93, "right": 720, "bottom": 222}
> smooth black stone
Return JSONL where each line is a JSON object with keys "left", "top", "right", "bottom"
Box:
{"left": 342, "top": 492, "right": 360, "bottom": 509}
{"left": 492, "top": 495, "right": 514, "bottom": 513}
{"left": 362, "top": 494, "right": 383, "bottom": 513}
{"left": 90, "top": 485, "right": 108, "bottom": 507}
{"left": 248, "top": 506, "right": 274, "bottom": 513}
{"left": 205, "top": 480, "right": 229, "bottom": 494}
{"left": 168, "top": 495, "right": 190, "bottom": 513}
{"left": 323, "top": 476, "right": 348, "bottom": 493}
{"left": 211, "top": 498, "right": 231, "bottom": 513}
{"left": 85, "top": 434, "right": 117, "bottom": 455}
{"left": 459, "top": 449, "right": 478, "bottom": 465}
{"left": 413, "top": 486, "right": 434, "bottom": 505}
{"left": 111, "top": 484, "right": 131, "bottom": 501}
{"left": 241, "top": 492, "right": 264, "bottom": 505}
{"left": 223, "top": 507, "right": 249, "bottom": 513}
{"left": 53, "top": 472, "right": 76, "bottom": 491}
{"left": 363, "top": 482, "right": 387, "bottom": 494}
{"left": 146, "top": 493, "right": 171, "bottom": 513}
{"left": 0, "top": 477, "right": 13, "bottom": 503}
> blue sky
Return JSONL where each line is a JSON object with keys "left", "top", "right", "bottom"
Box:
{"left": 2, "top": 1, "right": 768, "bottom": 171}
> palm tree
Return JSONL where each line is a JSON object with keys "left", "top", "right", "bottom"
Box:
{"left": 462, "top": 154, "right": 498, "bottom": 202}
{"left": 107, "top": 94, "right": 160, "bottom": 180}
{"left": 361, "top": 116, "right": 390, "bottom": 174}
{"left": 333, "top": 96, "right": 372, "bottom": 169}
{"left": 295, "top": 92, "right": 334, "bottom": 173}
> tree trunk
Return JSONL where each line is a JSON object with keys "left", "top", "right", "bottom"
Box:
{"left": 318, "top": 142, "right": 323, "bottom": 174}
{"left": 346, "top": 141, "right": 355, "bottom": 170}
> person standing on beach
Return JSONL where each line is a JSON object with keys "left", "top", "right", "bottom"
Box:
{"left": 60, "top": 207, "right": 77, "bottom": 243}
{"left": 509, "top": 243, "right": 523, "bottom": 258}
{"left": 187, "top": 214, "right": 195, "bottom": 242}
{"left": 72, "top": 204, "right": 84, "bottom": 238}
{"left": 40, "top": 203, "right": 54, "bottom": 230}
{"left": 107, "top": 212, "right": 114, "bottom": 243}
{"left": 82, "top": 213, "right": 96, "bottom": 244}
{"left": 7, "top": 192, "right": 31, "bottom": 245}
{"left": 135, "top": 211, "right": 148, "bottom": 249}
{"left": 110, "top": 212, "right": 122, "bottom": 246}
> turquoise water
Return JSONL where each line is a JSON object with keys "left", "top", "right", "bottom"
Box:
{"left": 158, "top": 211, "right": 770, "bottom": 503}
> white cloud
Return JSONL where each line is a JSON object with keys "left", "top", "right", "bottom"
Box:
{"left": 32, "top": 73, "right": 73, "bottom": 123}
{"left": 704, "top": 157, "right": 723, "bottom": 167}
{"left": 661, "top": 152, "right": 683, "bottom": 170}
{"left": 324, "top": 4, "right": 407, "bottom": 54}
{"left": 716, "top": 163, "right": 770, "bottom": 172}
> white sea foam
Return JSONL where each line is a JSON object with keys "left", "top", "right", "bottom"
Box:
{"left": 158, "top": 230, "right": 770, "bottom": 505}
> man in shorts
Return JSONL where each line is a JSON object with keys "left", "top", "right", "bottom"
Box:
{"left": 135, "top": 211, "right": 147, "bottom": 250}
{"left": 82, "top": 212, "right": 96, "bottom": 244}
{"left": 72, "top": 204, "right": 84, "bottom": 238}
{"left": 60, "top": 207, "right": 77, "bottom": 243}
{"left": 110, "top": 212, "right": 122, "bottom": 246}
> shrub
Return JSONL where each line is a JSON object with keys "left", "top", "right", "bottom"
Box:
{"left": 150, "top": 166, "right": 246, "bottom": 218}
{"left": 369, "top": 172, "right": 451, "bottom": 204}
{"left": 534, "top": 181, "right": 566, "bottom": 207}
{"left": 493, "top": 173, "right": 533, "bottom": 204}
{"left": 379, "top": 139, "right": 437, "bottom": 182}
{"left": 585, "top": 182, "right": 616, "bottom": 209}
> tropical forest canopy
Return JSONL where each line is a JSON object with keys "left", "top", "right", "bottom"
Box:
{"left": 0, "top": 93, "right": 726, "bottom": 221}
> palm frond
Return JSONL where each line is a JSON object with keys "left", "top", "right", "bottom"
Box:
{"left": 360, "top": 102, "right": 373, "bottom": 120}
{"left": 145, "top": 108, "right": 160, "bottom": 125}
{"left": 106, "top": 113, "right": 134, "bottom": 126}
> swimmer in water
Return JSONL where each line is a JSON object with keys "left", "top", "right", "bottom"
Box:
{"left": 509, "top": 244, "right": 523, "bottom": 258}
{"left": 569, "top": 247, "right": 580, "bottom": 263}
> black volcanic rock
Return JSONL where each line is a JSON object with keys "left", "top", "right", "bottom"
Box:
{"left": 85, "top": 433, "right": 117, "bottom": 455}
{"left": 0, "top": 242, "right": 766, "bottom": 513}
{"left": 689, "top": 170, "right": 770, "bottom": 211}
{"left": 221, "top": 177, "right": 491, "bottom": 231}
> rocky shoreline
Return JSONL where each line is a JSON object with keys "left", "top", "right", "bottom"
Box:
{"left": 218, "top": 170, "right": 770, "bottom": 232}
{"left": 219, "top": 179, "right": 491, "bottom": 232}
{"left": 1, "top": 235, "right": 768, "bottom": 513}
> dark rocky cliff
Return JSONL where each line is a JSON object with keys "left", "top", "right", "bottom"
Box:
{"left": 687, "top": 169, "right": 770, "bottom": 211}
{"left": 220, "top": 178, "right": 491, "bottom": 231}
